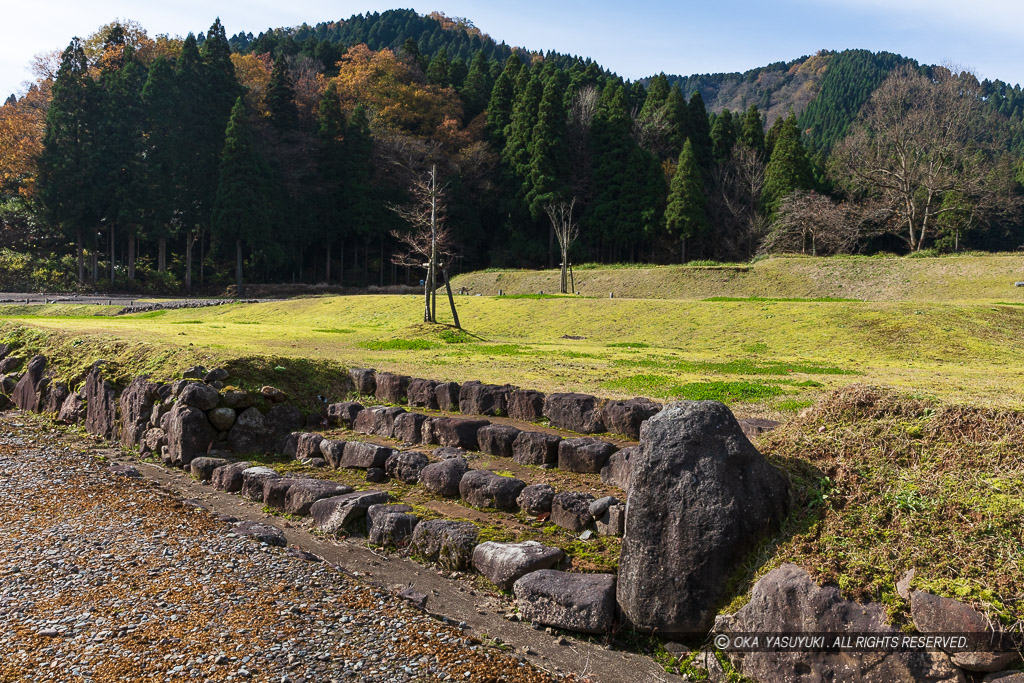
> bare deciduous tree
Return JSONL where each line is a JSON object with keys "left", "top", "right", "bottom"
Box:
{"left": 831, "top": 65, "right": 1008, "bottom": 251}
{"left": 544, "top": 198, "right": 578, "bottom": 294}
{"left": 761, "top": 190, "right": 889, "bottom": 256}
{"left": 708, "top": 144, "right": 770, "bottom": 259}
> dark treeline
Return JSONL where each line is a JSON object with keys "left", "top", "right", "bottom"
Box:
{"left": 2, "top": 9, "right": 1024, "bottom": 294}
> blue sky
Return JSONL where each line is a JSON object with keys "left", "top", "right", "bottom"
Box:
{"left": 3, "top": 1, "right": 1023, "bottom": 98}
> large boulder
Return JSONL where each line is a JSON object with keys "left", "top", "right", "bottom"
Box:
{"left": 407, "top": 378, "right": 439, "bottom": 409}
{"left": 211, "top": 461, "right": 254, "bottom": 492}
{"left": 600, "top": 445, "right": 638, "bottom": 490}
{"left": 410, "top": 519, "right": 478, "bottom": 571}
{"left": 911, "top": 590, "right": 1021, "bottom": 672}
{"left": 208, "top": 407, "right": 237, "bottom": 432}
{"left": 472, "top": 541, "right": 564, "bottom": 590}
{"left": 84, "top": 363, "right": 118, "bottom": 439}
{"left": 507, "top": 389, "right": 545, "bottom": 422}
{"left": 393, "top": 412, "right": 428, "bottom": 444}
{"left": 220, "top": 389, "right": 251, "bottom": 410}
{"left": 419, "top": 456, "right": 469, "bottom": 497}
{"left": 512, "top": 431, "right": 561, "bottom": 467}
{"left": 319, "top": 439, "right": 346, "bottom": 469}
{"left": 557, "top": 438, "right": 617, "bottom": 474}
{"left": 165, "top": 402, "right": 216, "bottom": 467}
{"left": 326, "top": 401, "right": 363, "bottom": 428}
{"left": 459, "top": 470, "right": 526, "bottom": 510}
{"left": 434, "top": 382, "right": 460, "bottom": 411}
{"left": 310, "top": 490, "right": 391, "bottom": 534}
{"left": 384, "top": 451, "right": 429, "bottom": 484}
{"left": 140, "top": 428, "right": 167, "bottom": 457}
{"left": 119, "top": 377, "right": 159, "bottom": 448}
{"left": 262, "top": 477, "right": 303, "bottom": 510}
{"left": 177, "top": 382, "right": 220, "bottom": 411}
{"left": 433, "top": 417, "right": 490, "bottom": 450}
{"left": 349, "top": 368, "right": 376, "bottom": 395}
{"left": 354, "top": 405, "right": 406, "bottom": 438}
{"left": 477, "top": 423, "right": 521, "bottom": 458}
{"left": 340, "top": 441, "right": 396, "bottom": 469}
{"left": 240, "top": 466, "right": 281, "bottom": 501}
{"left": 513, "top": 570, "right": 616, "bottom": 635}
{"left": 294, "top": 433, "right": 325, "bottom": 462}
{"left": 458, "top": 381, "right": 510, "bottom": 416}
{"left": 366, "top": 504, "right": 419, "bottom": 547}
{"left": 227, "top": 407, "right": 275, "bottom": 454}
{"left": 0, "top": 355, "right": 21, "bottom": 374}
{"left": 12, "top": 355, "right": 49, "bottom": 413}
{"left": 189, "top": 456, "right": 230, "bottom": 482}
{"left": 43, "top": 381, "right": 69, "bottom": 415}
{"left": 617, "top": 401, "right": 790, "bottom": 637}
{"left": 516, "top": 484, "right": 555, "bottom": 515}
{"left": 601, "top": 397, "right": 661, "bottom": 440}
{"left": 718, "top": 564, "right": 963, "bottom": 682}
{"left": 543, "top": 393, "right": 605, "bottom": 434}
{"left": 550, "top": 492, "right": 595, "bottom": 532}
{"left": 375, "top": 372, "right": 411, "bottom": 404}
{"left": 284, "top": 479, "right": 354, "bottom": 516}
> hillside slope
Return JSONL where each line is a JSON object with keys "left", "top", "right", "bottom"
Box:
{"left": 452, "top": 255, "right": 1024, "bottom": 302}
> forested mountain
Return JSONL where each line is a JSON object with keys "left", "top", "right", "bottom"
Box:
{"left": 1, "top": 8, "right": 1022, "bottom": 295}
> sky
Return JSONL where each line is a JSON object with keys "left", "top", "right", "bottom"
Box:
{"left": 3, "top": 0, "right": 1024, "bottom": 98}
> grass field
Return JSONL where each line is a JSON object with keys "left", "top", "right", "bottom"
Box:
{"left": 2, "top": 265, "right": 1024, "bottom": 414}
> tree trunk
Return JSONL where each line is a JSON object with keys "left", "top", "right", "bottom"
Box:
{"left": 444, "top": 268, "right": 461, "bottom": 329}
{"left": 91, "top": 229, "right": 98, "bottom": 284}
{"left": 109, "top": 225, "right": 116, "bottom": 285}
{"left": 236, "top": 239, "right": 243, "bottom": 296}
{"left": 185, "top": 230, "right": 193, "bottom": 292}
{"left": 680, "top": 237, "right": 687, "bottom": 264}
{"left": 158, "top": 237, "right": 166, "bottom": 273}
{"left": 423, "top": 264, "right": 432, "bottom": 322}
{"left": 127, "top": 232, "right": 136, "bottom": 281}
{"left": 325, "top": 242, "right": 331, "bottom": 283}
{"left": 76, "top": 228, "right": 84, "bottom": 285}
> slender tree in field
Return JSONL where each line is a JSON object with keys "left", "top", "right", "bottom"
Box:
{"left": 212, "top": 97, "right": 270, "bottom": 294}
{"left": 665, "top": 139, "right": 707, "bottom": 262}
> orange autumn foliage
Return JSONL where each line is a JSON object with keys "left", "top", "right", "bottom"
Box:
{"left": 231, "top": 53, "right": 273, "bottom": 117}
{"left": 0, "top": 83, "right": 50, "bottom": 196}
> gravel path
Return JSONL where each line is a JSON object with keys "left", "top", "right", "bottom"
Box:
{"left": 0, "top": 414, "right": 557, "bottom": 683}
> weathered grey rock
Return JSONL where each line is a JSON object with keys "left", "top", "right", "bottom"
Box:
{"left": 365, "top": 467, "right": 387, "bottom": 483}
{"left": 319, "top": 439, "right": 346, "bottom": 468}
{"left": 348, "top": 368, "right": 376, "bottom": 395}
{"left": 340, "top": 441, "right": 396, "bottom": 469}
{"left": 719, "top": 564, "right": 963, "bottom": 682}
{"left": 189, "top": 456, "right": 230, "bottom": 481}
{"left": 266, "top": 404, "right": 303, "bottom": 448}
{"left": 366, "top": 504, "right": 419, "bottom": 547}
{"left": 512, "top": 431, "right": 561, "bottom": 467}
{"left": 433, "top": 417, "right": 490, "bottom": 450}
{"left": 140, "top": 427, "right": 167, "bottom": 456}
{"left": 43, "top": 381, "right": 69, "bottom": 415}
{"left": 0, "top": 372, "right": 19, "bottom": 395}
{"left": 12, "top": 355, "right": 48, "bottom": 413}
{"left": 588, "top": 495, "right": 620, "bottom": 519}
{"left": 384, "top": 451, "right": 429, "bottom": 484}
{"left": 600, "top": 445, "right": 637, "bottom": 490}
{"left": 737, "top": 417, "right": 782, "bottom": 441}
{"left": 375, "top": 372, "right": 411, "bottom": 404}
{"left": 602, "top": 397, "right": 661, "bottom": 440}
{"left": 210, "top": 461, "right": 253, "bottom": 492}
{"left": 507, "top": 389, "right": 545, "bottom": 422}
{"left": 513, "top": 570, "right": 616, "bottom": 634}
{"left": 596, "top": 503, "right": 626, "bottom": 537}
{"left": 0, "top": 356, "right": 21, "bottom": 374}
{"left": 178, "top": 382, "right": 220, "bottom": 411}
{"left": 353, "top": 405, "right": 406, "bottom": 438}
{"left": 282, "top": 432, "right": 301, "bottom": 458}
{"left": 208, "top": 407, "right": 237, "bottom": 432}
{"left": 419, "top": 418, "right": 438, "bottom": 445}
{"left": 295, "top": 433, "right": 325, "bottom": 462}
{"left": 434, "top": 382, "right": 460, "bottom": 411}
{"left": 543, "top": 393, "right": 605, "bottom": 434}
{"left": 233, "top": 520, "right": 285, "bottom": 547}
{"left": 284, "top": 479, "right": 354, "bottom": 516}
{"left": 551, "top": 492, "right": 595, "bottom": 532}
{"left": 119, "top": 377, "right": 159, "bottom": 447}
{"left": 406, "top": 378, "right": 439, "bottom": 409}
{"left": 227, "top": 407, "right": 275, "bottom": 454}
{"left": 459, "top": 381, "right": 511, "bottom": 416}
{"left": 182, "top": 366, "right": 206, "bottom": 380}
{"left": 477, "top": 423, "right": 521, "bottom": 458}
{"left": 517, "top": 484, "right": 556, "bottom": 515}
{"left": 419, "top": 456, "right": 469, "bottom": 497}
{"left": 240, "top": 466, "right": 281, "bottom": 501}
{"left": 259, "top": 385, "right": 286, "bottom": 403}
{"left": 435, "top": 446, "right": 470, "bottom": 460}
{"left": 473, "top": 541, "right": 564, "bottom": 590}
{"left": 911, "top": 590, "right": 1021, "bottom": 672}
{"left": 410, "top": 520, "right": 478, "bottom": 570}
{"left": 326, "top": 401, "right": 363, "bottom": 428}
{"left": 264, "top": 476, "right": 304, "bottom": 509}
{"left": 618, "top": 401, "right": 791, "bottom": 637}
{"left": 558, "top": 438, "right": 617, "bottom": 474}
{"left": 614, "top": 401, "right": 790, "bottom": 634}
{"left": 393, "top": 412, "right": 428, "bottom": 443}
{"left": 310, "top": 490, "right": 391, "bottom": 534}
{"left": 165, "top": 402, "right": 215, "bottom": 467}
{"left": 459, "top": 470, "right": 526, "bottom": 510}
{"left": 221, "top": 390, "right": 251, "bottom": 410}
{"left": 204, "top": 367, "right": 230, "bottom": 383}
